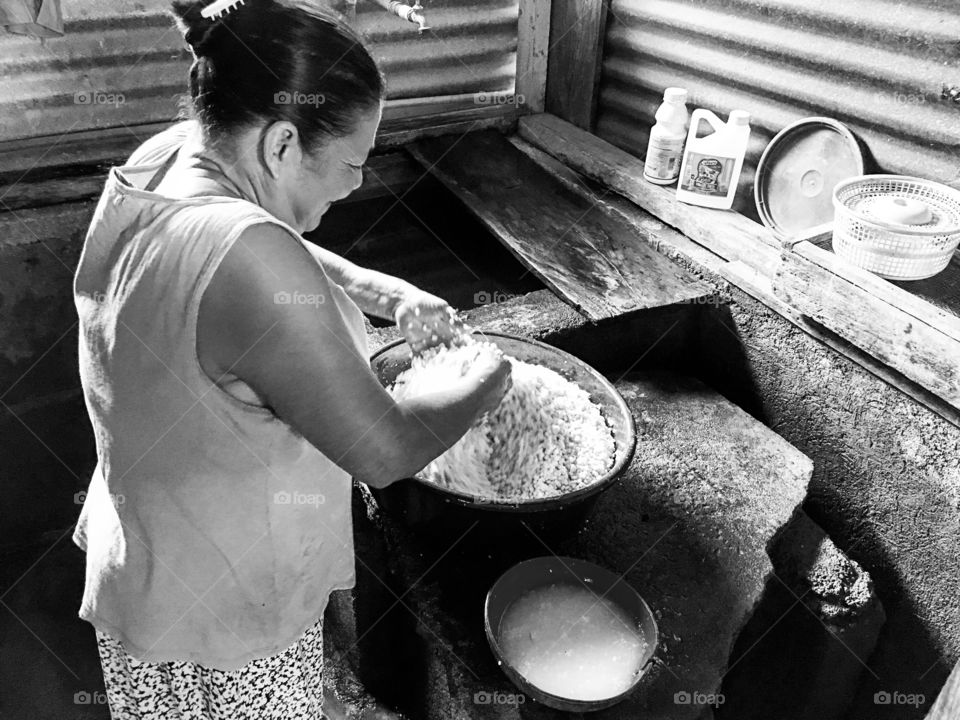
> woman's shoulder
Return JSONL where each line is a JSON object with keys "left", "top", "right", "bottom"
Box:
{"left": 214, "top": 222, "right": 328, "bottom": 304}
{"left": 197, "top": 221, "right": 351, "bottom": 376}
{"left": 125, "top": 120, "right": 197, "bottom": 167}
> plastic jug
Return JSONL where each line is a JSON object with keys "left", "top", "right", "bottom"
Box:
{"left": 676, "top": 109, "right": 751, "bottom": 209}
{"left": 643, "top": 87, "right": 689, "bottom": 185}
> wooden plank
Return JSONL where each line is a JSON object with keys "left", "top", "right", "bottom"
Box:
{"left": 508, "top": 134, "right": 728, "bottom": 275}
{"left": 0, "top": 201, "right": 96, "bottom": 250}
{"left": 0, "top": 152, "right": 424, "bottom": 214}
{"left": 1, "top": 174, "right": 112, "bottom": 214}
{"left": 0, "top": 101, "right": 518, "bottom": 212}
{"left": 723, "top": 259, "right": 960, "bottom": 428}
{"left": 780, "top": 221, "right": 833, "bottom": 250}
{"left": 374, "top": 110, "right": 516, "bottom": 149}
{"left": 0, "top": 122, "right": 173, "bottom": 179}
{"left": 517, "top": 113, "right": 783, "bottom": 276}
{"left": 0, "top": 154, "right": 427, "bottom": 248}
{"left": 803, "top": 233, "right": 960, "bottom": 330}
{"left": 545, "top": 0, "right": 609, "bottom": 130}
{"left": 385, "top": 92, "right": 519, "bottom": 121}
{"left": 895, "top": 253, "right": 960, "bottom": 320}
{"left": 773, "top": 242, "right": 960, "bottom": 413}
{"left": 408, "top": 130, "right": 712, "bottom": 321}
{"left": 0, "top": 99, "right": 518, "bottom": 184}
{"left": 927, "top": 661, "right": 960, "bottom": 720}
{"left": 515, "top": 0, "right": 552, "bottom": 114}
{"left": 792, "top": 242, "right": 960, "bottom": 345}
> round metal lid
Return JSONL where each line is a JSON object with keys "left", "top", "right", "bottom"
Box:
{"left": 755, "top": 117, "right": 864, "bottom": 239}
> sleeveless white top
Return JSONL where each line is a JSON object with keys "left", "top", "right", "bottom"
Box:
{"left": 72, "top": 124, "right": 367, "bottom": 669}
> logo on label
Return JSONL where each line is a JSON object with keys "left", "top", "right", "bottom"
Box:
{"left": 679, "top": 153, "right": 735, "bottom": 197}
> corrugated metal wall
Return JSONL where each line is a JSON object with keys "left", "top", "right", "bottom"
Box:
{"left": 355, "top": 0, "right": 519, "bottom": 98}
{"left": 595, "top": 0, "right": 960, "bottom": 217}
{"left": 0, "top": 0, "right": 518, "bottom": 143}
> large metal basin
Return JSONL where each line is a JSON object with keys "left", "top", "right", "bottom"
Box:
{"left": 368, "top": 332, "right": 637, "bottom": 545}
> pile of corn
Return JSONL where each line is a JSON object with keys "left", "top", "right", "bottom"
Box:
{"left": 389, "top": 339, "right": 615, "bottom": 501}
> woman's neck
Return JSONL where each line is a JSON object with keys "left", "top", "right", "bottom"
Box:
{"left": 155, "top": 135, "right": 255, "bottom": 203}
{"left": 152, "top": 124, "right": 303, "bottom": 232}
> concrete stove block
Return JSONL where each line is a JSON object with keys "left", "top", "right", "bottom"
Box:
{"left": 567, "top": 372, "right": 813, "bottom": 719}
{"left": 356, "top": 369, "right": 812, "bottom": 719}
{"left": 366, "top": 287, "right": 708, "bottom": 376}
{"left": 364, "top": 288, "right": 584, "bottom": 352}
{"left": 326, "top": 286, "right": 712, "bottom": 719}
{"left": 718, "top": 511, "right": 886, "bottom": 720}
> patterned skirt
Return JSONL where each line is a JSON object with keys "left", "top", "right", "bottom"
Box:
{"left": 95, "top": 618, "right": 325, "bottom": 720}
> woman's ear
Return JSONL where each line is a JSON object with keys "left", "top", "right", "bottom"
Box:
{"left": 261, "top": 121, "right": 301, "bottom": 180}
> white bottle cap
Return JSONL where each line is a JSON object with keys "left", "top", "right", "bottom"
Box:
{"left": 664, "top": 87, "right": 687, "bottom": 104}
{"left": 729, "top": 110, "right": 751, "bottom": 126}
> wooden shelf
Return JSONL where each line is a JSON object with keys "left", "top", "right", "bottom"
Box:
{"left": 0, "top": 97, "right": 518, "bottom": 213}
{"left": 516, "top": 112, "right": 960, "bottom": 424}
{"left": 804, "top": 232, "right": 960, "bottom": 320}
{"left": 408, "top": 129, "right": 714, "bottom": 321}
{"left": 774, "top": 241, "right": 960, "bottom": 413}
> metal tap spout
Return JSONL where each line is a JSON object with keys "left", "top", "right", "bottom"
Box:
{"left": 370, "top": 0, "right": 430, "bottom": 33}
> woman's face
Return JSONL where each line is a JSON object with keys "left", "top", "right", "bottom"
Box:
{"left": 270, "top": 104, "right": 383, "bottom": 233}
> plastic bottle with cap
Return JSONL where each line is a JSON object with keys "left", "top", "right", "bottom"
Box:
{"left": 676, "top": 109, "right": 751, "bottom": 209}
{"left": 643, "top": 87, "right": 689, "bottom": 185}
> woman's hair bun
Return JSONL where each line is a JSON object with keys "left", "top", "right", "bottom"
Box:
{"left": 170, "top": 0, "right": 219, "bottom": 56}
{"left": 169, "top": 0, "right": 385, "bottom": 151}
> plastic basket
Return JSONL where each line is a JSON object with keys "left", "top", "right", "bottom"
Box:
{"left": 831, "top": 175, "right": 960, "bottom": 280}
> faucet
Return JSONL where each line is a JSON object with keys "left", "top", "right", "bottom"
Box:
{"left": 368, "top": 0, "right": 430, "bottom": 33}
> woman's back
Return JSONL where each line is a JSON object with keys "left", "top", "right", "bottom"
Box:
{"left": 73, "top": 153, "right": 364, "bottom": 669}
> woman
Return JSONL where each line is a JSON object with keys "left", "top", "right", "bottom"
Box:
{"left": 71, "top": 1, "right": 512, "bottom": 718}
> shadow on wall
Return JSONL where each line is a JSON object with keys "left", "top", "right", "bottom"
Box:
{"left": 694, "top": 298, "right": 958, "bottom": 720}
{"left": 303, "top": 178, "right": 547, "bottom": 316}
{"left": 0, "top": 539, "right": 109, "bottom": 720}
{"left": 0, "top": 396, "right": 96, "bottom": 552}
{"left": 0, "top": 217, "right": 98, "bottom": 551}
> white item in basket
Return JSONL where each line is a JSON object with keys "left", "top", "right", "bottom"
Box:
{"left": 832, "top": 175, "right": 960, "bottom": 280}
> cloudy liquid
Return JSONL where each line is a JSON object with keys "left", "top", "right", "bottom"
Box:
{"left": 498, "top": 582, "right": 647, "bottom": 701}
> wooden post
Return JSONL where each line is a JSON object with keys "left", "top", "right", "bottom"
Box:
{"left": 516, "top": 0, "right": 552, "bottom": 113}
{"left": 545, "top": 0, "right": 609, "bottom": 131}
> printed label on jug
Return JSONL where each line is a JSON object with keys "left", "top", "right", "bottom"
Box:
{"left": 680, "top": 152, "right": 736, "bottom": 197}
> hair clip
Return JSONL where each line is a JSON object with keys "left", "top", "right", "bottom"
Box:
{"left": 201, "top": 0, "right": 245, "bottom": 19}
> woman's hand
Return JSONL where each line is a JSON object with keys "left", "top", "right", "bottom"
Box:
{"left": 394, "top": 288, "right": 469, "bottom": 355}
{"left": 463, "top": 349, "right": 513, "bottom": 416}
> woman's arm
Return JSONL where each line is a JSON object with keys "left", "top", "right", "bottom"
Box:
{"left": 304, "top": 240, "right": 469, "bottom": 354}
{"left": 303, "top": 241, "right": 414, "bottom": 320}
{"left": 197, "top": 225, "right": 510, "bottom": 488}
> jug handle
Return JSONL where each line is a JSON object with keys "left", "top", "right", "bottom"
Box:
{"left": 688, "top": 108, "right": 723, "bottom": 142}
